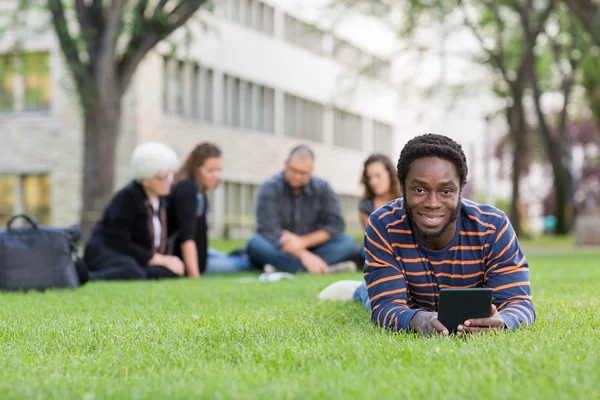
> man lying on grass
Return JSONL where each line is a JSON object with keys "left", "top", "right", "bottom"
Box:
{"left": 320, "top": 133, "right": 535, "bottom": 336}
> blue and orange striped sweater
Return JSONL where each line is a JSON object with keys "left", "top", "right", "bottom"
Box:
{"left": 364, "top": 198, "right": 535, "bottom": 332}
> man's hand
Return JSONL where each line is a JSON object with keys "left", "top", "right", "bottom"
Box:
{"left": 457, "top": 304, "right": 505, "bottom": 335}
{"left": 300, "top": 251, "right": 329, "bottom": 274}
{"left": 409, "top": 311, "right": 449, "bottom": 336}
{"left": 280, "top": 230, "right": 306, "bottom": 255}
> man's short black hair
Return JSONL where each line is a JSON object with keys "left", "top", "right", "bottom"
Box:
{"left": 287, "top": 145, "right": 315, "bottom": 161}
{"left": 397, "top": 133, "right": 468, "bottom": 192}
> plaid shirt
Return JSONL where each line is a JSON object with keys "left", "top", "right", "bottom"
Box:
{"left": 255, "top": 172, "right": 345, "bottom": 246}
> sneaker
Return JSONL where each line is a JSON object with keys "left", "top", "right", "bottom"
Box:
{"left": 318, "top": 280, "right": 363, "bottom": 302}
{"left": 263, "top": 264, "right": 277, "bottom": 274}
{"left": 327, "top": 260, "right": 358, "bottom": 273}
{"left": 258, "top": 272, "right": 296, "bottom": 282}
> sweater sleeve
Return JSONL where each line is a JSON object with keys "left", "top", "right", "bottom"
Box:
{"left": 484, "top": 213, "right": 536, "bottom": 329}
{"left": 364, "top": 214, "right": 423, "bottom": 332}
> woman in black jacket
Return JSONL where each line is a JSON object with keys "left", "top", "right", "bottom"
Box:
{"left": 84, "top": 142, "right": 184, "bottom": 280}
{"left": 168, "top": 142, "right": 253, "bottom": 278}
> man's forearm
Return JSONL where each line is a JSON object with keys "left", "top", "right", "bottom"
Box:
{"left": 373, "top": 303, "right": 421, "bottom": 332}
{"left": 498, "top": 300, "right": 536, "bottom": 329}
{"left": 300, "top": 229, "right": 331, "bottom": 249}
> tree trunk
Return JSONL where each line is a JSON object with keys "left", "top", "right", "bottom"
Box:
{"left": 80, "top": 98, "right": 122, "bottom": 241}
{"left": 542, "top": 138, "right": 573, "bottom": 234}
{"left": 552, "top": 162, "right": 572, "bottom": 234}
{"left": 509, "top": 132, "right": 524, "bottom": 237}
{"left": 507, "top": 96, "right": 527, "bottom": 237}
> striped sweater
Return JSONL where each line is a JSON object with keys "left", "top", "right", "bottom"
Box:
{"left": 364, "top": 198, "right": 535, "bottom": 332}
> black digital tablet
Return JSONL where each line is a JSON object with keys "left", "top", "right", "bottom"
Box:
{"left": 437, "top": 288, "right": 493, "bottom": 333}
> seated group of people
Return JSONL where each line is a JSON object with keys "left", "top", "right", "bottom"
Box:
{"left": 85, "top": 133, "right": 535, "bottom": 335}
{"left": 84, "top": 142, "right": 395, "bottom": 279}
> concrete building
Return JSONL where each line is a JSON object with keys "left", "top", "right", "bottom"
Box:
{"left": 4, "top": 0, "right": 580, "bottom": 237}
{"left": 0, "top": 0, "right": 403, "bottom": 237}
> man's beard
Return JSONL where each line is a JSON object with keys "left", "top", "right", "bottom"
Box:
{"left": 406, "top": 198, "right": 462, "bottom": 242}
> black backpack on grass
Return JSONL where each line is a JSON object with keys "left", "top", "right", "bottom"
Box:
{"left": 0, "top": 214, "right": 88, "bottom": 291}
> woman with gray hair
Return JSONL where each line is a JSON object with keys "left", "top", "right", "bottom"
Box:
{"left": 83, "top": 142, "right": 185, "bottom": 280}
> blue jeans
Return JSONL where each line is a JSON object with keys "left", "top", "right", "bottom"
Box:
{"left": 205, "top": 248, "right": 254, "bottom": 274}
{"left": 353, "top": 281, "right": 371, "bottom": 310}
{"left": 246, "top": 233, "right": 357, "bottom": 274}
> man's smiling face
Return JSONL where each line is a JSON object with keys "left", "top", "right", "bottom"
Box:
{"left": 404, "top": 156, "right": 462, "bottom": 249}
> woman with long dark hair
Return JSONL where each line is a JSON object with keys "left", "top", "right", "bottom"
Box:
{"left": 168, "top": 142, "right": 253, "bottom": 277}
{"left": 359, "top": 153, "right": 401, "bottom": 228}
{"left": 358, "top": 153, "right": 401, "bottom": 260}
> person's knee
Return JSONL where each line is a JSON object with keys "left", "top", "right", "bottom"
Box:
{"left": 334, "top": 234, "right": 358, "bottom": 253}
{"left": 247, "top": 234, "right": 276, "bottom": 258}
{"left": 112, "top": 256, "right": 148, "bottom": 280}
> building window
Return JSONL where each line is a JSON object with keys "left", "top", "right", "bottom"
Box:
{"left": 261, "top": 2, "right": 275, "bottom": 35}
{"left": 231, "top": 76, "right": 241, "bottom": 127}
{"left": 175, "top": 60, "right": 184, "bottom": 115}
{"left": 223, "top": 73, "right": 274, "bottom": 133}
{"left": 0, "top": 174, "right": 51, "bottom": 227}
{"left": 164, "top": 57, "right": 214, "bottom": 121}
{"left": 242, "top": 80, "right": 253, "bottom": 129}
{"left": 0, "top": 52, "right": 50, "bottom": 112}
{"left": 333, "top": 39, "right": 392, "bottom": 82}
{"left": 191, "top": 64, "right": 214, "bottom": 121}
{"left": 333, "top": 108, "right": 362, "bottom": 150}
{"left": 333, "top": 39, "right": 363, "bottom": 69}
{"left": 339, "top": 194, "right": 361, "bottom": 233}
{"left": 373, "top": 121, "right": 394, "bottom": 155}
{"left": 284, "top": 93, "right": 324, "bottom": 142}
{"left": 22, "top": 53, "right": 51, "bottom": 110}
{"left": 202, "top": 68, "right": 213, "bottom": 122}
{"left": 191, "top": 65, "right": 199, "bottom": 119}
{"left": 223, "top": 181, "right": 258, "bottom": 236}
{"left": 284, "top": 14, "right": 324, "bottom": 55}
{"left": 0, "top": 55, "right": 14, "bottom": 111}
{"left": 220, "top": 0, "right": 275, "bottom": 36}
{"left": 162, "top": 57, "right": 169, "bottom": 112}
{"left": 263, "top": 87, "right": 275, "bottom": 133}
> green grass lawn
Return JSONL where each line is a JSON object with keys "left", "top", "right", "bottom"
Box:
{"left": 211, "top": 233, "right": 584, "bottom": 254}
{"left": 1, "top": 251, "right": 599, "bottom": 399}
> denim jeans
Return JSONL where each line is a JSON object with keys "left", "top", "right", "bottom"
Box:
{"left": 205, "top": 248, "right": 254, "bottom": 274}
{"left": 246, "top": 233, "right": 357, "bottom": 274}
{"left": 353, "top": 281, "right": 371, "bottom": 310}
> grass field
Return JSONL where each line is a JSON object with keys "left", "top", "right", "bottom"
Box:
{"left": 210, "top": 233, "right": 580, "bottom": 254}
{"left": 0, "top": 249, "right": 598, "bottom": 399}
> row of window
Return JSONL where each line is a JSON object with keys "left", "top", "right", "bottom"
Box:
{"left": 334, "top": 109, "right": 362, "bottom": 150}
{"left": 223, "top": 73, "right": 275, "bottom": 133}
{"left": 0, "top": 175, "right": 362, "bottom": 235}
{"left": 333, "top": 38, "right": 392, "bottom": 82}
{"left": 284, "top": 14, "right": 325, "bottom": 56}
{"left": 284, "top": 93, "right": 324, "bottom": 143}
{"left": 217, "top": 0, "right": 392, "bottom": 82}
{"left": 0, "top": 53, "right": 50, "bottom": 112}
{"left": 217, "top": 0, "right": 275, "bottom": 35}
{"left": 163, "top": 57, "right": 395, "bottom": 153}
